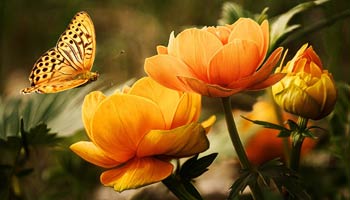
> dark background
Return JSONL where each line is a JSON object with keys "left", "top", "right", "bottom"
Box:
{"left": 0, "top": 0, "right": 349, "bottom": 97}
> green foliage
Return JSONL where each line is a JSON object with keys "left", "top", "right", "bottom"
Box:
{"left": 218, "top": 2, "right": 268, "bottom": 25}
{"left": 180, "top": 153, "right": 218, "bottom": 180}
{"left": 163, "top": 153, "right": 218, "bottom": 200}
{"left": 229, "top": 159, "right": 310, "bottom": 200}
{"left": 0, "top": 119, "right": 61, "bottom": 200}
{"left": 0, "top": 125, "right": 101, "bottom": 200}
{"left": 241, "top": 115, "right": 319, "bottom": 140}
{"left": 217, "top": 0, "right": 331, "bottom": 55}
{"left": 269, "top": 0, "right": 329, "bottom": 51}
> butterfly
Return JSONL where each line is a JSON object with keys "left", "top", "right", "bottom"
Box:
{"left": 21, "top": 11, "right": 98, "bottom": 94}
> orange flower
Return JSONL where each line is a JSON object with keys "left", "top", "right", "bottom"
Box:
{"left": 236, "top": 101, "right": 316, "bottom": 165}
{"left": 272, "top": 44, "right": 337, "bottom": 120}
{"left": 145, "top": 18, "right": 285, "bottom": 97}
{"left": 70, "top": 77, "right": 215, "bottom": 191}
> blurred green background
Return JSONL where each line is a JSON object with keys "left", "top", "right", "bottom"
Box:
{"left": 0, "top": 0, "right": 349, "bottom": 96}
{"left": 0, "top": 0, "right": 349, "bottom": 200}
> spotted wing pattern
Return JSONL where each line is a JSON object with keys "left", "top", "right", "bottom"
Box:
{"left": 21, "top": 11, "right": 97, "bottom": 94}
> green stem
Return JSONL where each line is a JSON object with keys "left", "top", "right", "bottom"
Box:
{"left": 221, "top": 97, "right": 251, "bottom": 169}
{"left": 221, "top": 96, "right": 264, "bottom": 200}
{"left": 289, "top": 117, "right": 308, "bottom": 171}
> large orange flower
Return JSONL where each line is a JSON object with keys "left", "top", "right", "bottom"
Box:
{"left": 70, "top": 77, "right": 215, "bottom": 191}
{"left": 145, "top": 18, "right": 285, "bottom": 97}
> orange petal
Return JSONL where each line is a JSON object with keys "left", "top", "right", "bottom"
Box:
{"left": 177, "top": 76, "right": 242, "bottom": 97}
{"left": 305, "top": 46, "right": 323, "bottom": 68}
{"left": 156, "top": 45, "right": 168, "bottom": 54}
{"left": 260, "top": 20, "right": 269, "bottom": 63}
{"left": 82, "top": 91, "right": 106, "bottom": 140}
{"left": 201, "top": 115, "right": 216, "bottom": 134}
{"left": 171, "top": 92, "right": 201, "bottom": 129}
{"left": 228, "top": 18, "right": 266, "bottom": 58}
{"left": 173, "top": 28, "right": 223, "bottom": 82}
{"left": 167, "top": 31, "right": 177, "bottom": 56}
{"left": 101, "top": 157, "right": 173, "bottom": 192}
{"left": 246, "top": 73, "right": 286, "bottom": 90}
{"left": 137, "top": 123, "right": 209, "bottom": 158}
{"left": 128, "top": 77, "right": 181, "bottom": 129}
{"left": 208, "top": 40, "right": 260, "bottom": 85}
{"left": 70, "top": 141, "right": 120, "bottom": 168}
{"left": 205, "top": 26, "right": 231, "bottom": 44}
{"left": 144, "top": 54, "right": 195, "bottom": 91}
{"left": 228, "top": 47, "right": 283, "bottom": 89}
{"left": 91, "top": 94, "right": 166, "bottom": 162}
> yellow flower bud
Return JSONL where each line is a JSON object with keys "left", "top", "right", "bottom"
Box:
{"left": 272, "top": 44, "right": 337, "bottom": 120}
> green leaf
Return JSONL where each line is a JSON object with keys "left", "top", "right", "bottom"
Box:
{"left": 228, "top": 169, "right": 252, "bottom": 199}
{"left": 258, "top": 159, "right": 311, "bottom": 199}
{"left": 302, "top": 129, "right": 317, "bottom": 139}
{"left": 180, "top": 153, "right": 218, "bottom": 180}
{"left": 278, "top": 130, "right": 291, "bottom": 137}
{"left": 162, "top": 175, "right": 203, "bottom": 200}
{"left": 25, "top": 123, "right": 61, "bottom": 146}
{"left": 217, "top": 2, "right": 268, "bottom": 25}
{"left": 287, "top": 119, "right": 299, "bottom": 131}
{"left": 241, "top": 115, "right": 290, "bottom": 132}
{"left": 218, "top": 2, "right": 251, "bottom": 25}
{"left": 269, "top": 0, "right": 330, "bottom": 50}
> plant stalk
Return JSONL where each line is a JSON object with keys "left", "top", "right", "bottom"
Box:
{"left": 221, "top": 96, "right": 264, "bottom": 200}
{"left": 289, "top": 117, "right": 308, "bottom": 171}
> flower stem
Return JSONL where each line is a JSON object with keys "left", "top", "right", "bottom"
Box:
{"left": 221, "top": 97, "right": 251, "bottom": 169}
{"left": 289, "top": 117, "right": 308, "bottom": 171}
{"left": 221, "top": 96, "right": 264, "bottom": 200}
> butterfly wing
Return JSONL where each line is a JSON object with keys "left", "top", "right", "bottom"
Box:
{"left": 21, "top": 11, "right": 97, "bottom": 94}
{"left": 21, "top": 48, "right": 90, "bottom": 94}
{"left": 56, "top": 11, "right": 96, "bottom": 71}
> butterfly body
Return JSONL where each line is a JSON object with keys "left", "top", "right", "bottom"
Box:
{"left": 21, "top": 11, "right": 97, "bottom": 94}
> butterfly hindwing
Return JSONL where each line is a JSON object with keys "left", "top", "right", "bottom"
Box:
{"left": 29, "top": 48, "right": 77, "bottom": 86}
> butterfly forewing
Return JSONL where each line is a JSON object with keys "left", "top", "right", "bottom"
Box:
{"left": 21, "top": 11, "right": 97, "bottom": 94}
{"left": 56, "top": 11, "right": 95, "bottom": 71}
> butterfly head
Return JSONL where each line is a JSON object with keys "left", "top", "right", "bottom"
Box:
{"left": 88, "top": 71, "right": 99, "bottom": 82}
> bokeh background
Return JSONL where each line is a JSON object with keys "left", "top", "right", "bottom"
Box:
{"left": 0, "top": 0, "right": 349, "bottom": 200}
{"left": 0, "top": 0, "right": 349, "bottom": 96}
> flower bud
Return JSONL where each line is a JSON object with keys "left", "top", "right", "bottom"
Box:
{"left": 272, "top": 44, "right": 337, "bottom": 120}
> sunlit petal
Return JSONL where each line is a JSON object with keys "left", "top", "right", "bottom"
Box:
{"left": 246, "top": 73, "right": 286, "bottom": 90}
{"left": 228, "top": 18, "right": 265, "bottom": 57}
{"left": 208, "top": 40, "right": 260, "bottom": 85}
{"left": 175, "top": 28, "right": 223, "bottom": 82}
{"left": 82, "top": 91, "right": 106, "bottom": 140}
{"left": 91, "top": 94, "right": 166, "bottom": 162}
{"left": 101, "top": 158, "right": 173, "bottom": 192}
{"left": 178, "top": 76, "right": 242, "bottom": 97}
{"left": 128, "top": 77, "right": 180, "bottom": 128}
{"left": 171, "top": 92, "right": 201, "bottom": 129}
{"left": 70, "top": 141, "right": 120, "bottom": 168}
{"left": 201, "top": 115, "right": 216, "bottom": 134}
{"left": 144, "top": 54, "right": 195, "bottom": 91}
{"left": 156, "top": 45, "right": 168, "bottom": 54}
{"left": 228, "top": 47, "right": 283, "bottom": 89}
{"left": 137, "top": 123, "right": 209, "bottom": 158}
